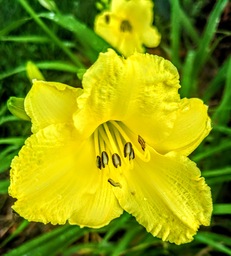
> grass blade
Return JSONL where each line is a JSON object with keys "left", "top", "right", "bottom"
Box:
{"left": 40, "top": 12, "right": 110, "bottom": 62}
{"left": 213, "top": 204, "right": 231, "bottom": 215}
{"left": 0, "top": 61, "right": 79, "bottom": 80}
{"left": 193, "top": 0, "right": 228, "bottom": 76}
{"left": 196, "top": 232, "right": 231, "bottom": 255}
{"left": 203, "top": 58, "right": 229, "bottom": 102}
{"left": 18, "top": 0, "right": 84, "bottom": 68}
{"left": 180, "top": 50, "right": 196, "bottom": 97}
{"left": 212, "top": 57, "right": 231, "bottom": 125}
{"left": 5, "top": 225, "right": 87, "bottom": 256}
{"left": 170, "top": 0, "right": 181, "bottom": 68}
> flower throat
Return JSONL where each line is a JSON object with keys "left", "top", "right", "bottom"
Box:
{"left": 93, "top": 121, "right": 150, "bottom": 172}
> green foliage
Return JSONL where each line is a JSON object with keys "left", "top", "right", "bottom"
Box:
{"left": 0, "top": 0, "right": 231, "bottom": 255}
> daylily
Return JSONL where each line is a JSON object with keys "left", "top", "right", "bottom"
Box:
{"left": 9, "top": 49, "right": 212, "bottom": 245}
{"left": 94, "top": 0, "right": 161, "bottom": 57}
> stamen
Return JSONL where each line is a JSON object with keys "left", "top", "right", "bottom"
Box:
{"left": 105, "top": 14, "right": 110, "bottom": 24}
{"left": 111, "top": 121, "right": 150, "bottom": 162}
{"left": 94, "top": 121, "right": 150, "bottom": 172}
{"left": 98, "top": 125, "right": 114, "bottom": 154}
{"left": 96, "top": 155, "right": 102, "bottom": 169}
{"left": 124, "top": 142, "right": 132, "bottom": 158}
{"left": 102, "top": 151, "right": 109, "bottom": 168}
{"left": 108, "top": 178, "right": 122, "bottom": 188}
{"left": 112, "top": 153, "right": 121, "bottom": 168}
{"left": 103, "top": 123, "right": 118, "bottom": 154}
{"left": 94, "top": 127, "right": 100, "bottom": 157}
{"left": 120, "top": 20, "right": 132, "bottom": 32}
{"left": 109, "top": 122, "right": 126, "bottom": 159}
{"left": 129, "top": 148, "right": 135, "bottom": 160}
{"left": 138, "top": 135, "right": 146, "bottom": 151}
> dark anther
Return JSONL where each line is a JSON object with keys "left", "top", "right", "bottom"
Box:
{"left": 112, "top": 153, "right": 121, "bottom": 168}
{"left": 120, "top": 20, "right": 132, "bottom": 32}
{"left": 138, "top": 135, "right": 146, "bottom": 151}
{"left": 105, "top": 14, "right": 110, "bottom": 24}
{"left": 102, "top": 151, "right": 109, "bottom": 168}
{"left": 96, "top": 155, "right": 102, "bottom": 169}
{"left": 129, "top": 148, "right": 135, "bottom": 160}
{"left": 124, "top": 142, "right": 132, "bottom": 158}
{"left": 108, "top": 178, "right": 122, "bottom": 188}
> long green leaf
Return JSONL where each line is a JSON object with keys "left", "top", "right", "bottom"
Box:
{"left": 5, "top": 225, "right": 87, "bottom": 256}
{"left": 0, "top": 180, "right": 10, "bottom": 194}
{"left": 192, "top": 141, "right": 231, "bottom": 161}
{"left": 170, "top": 0, "right": 181, "bottom": 68}
{"left": 0, "top": 61, "right": 79, "bottom": 80}
{"left": 193, "top": 0, "right": 228, "bottom": 76}
{"left": 0, "top": 220, "right": 29, "bottom": 248}
{"left": 18, "top": 0, "right": 84, "bottom": 68}
{"left": 196, "top": 232, "right": 231, "bottom": 255}
{"left": 212, "top": 57, "right": 231, "bottom": 125}
{"left": 40, "top": 12, "right": 111, "bottom": 62}
{"left": 213, "top": 204, "right": 231, "bottom": 215}
{"left": 180, "top": 50, "right": 196, "bottom": 97}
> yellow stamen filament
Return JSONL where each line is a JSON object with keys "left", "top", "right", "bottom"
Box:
{"left": 102, "top": 122, "right": 119, "bottom": 154}
{"left": 110, "top": 121, "right": 150, "bottom": 162}
{"left": 93, "top": 121, "right": 150, "bottom": 171}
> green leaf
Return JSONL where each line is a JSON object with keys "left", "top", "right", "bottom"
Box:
{"left": 196, "top": 232, "right": 231, "bottom": 255}
{"left": 0, "top": 35, "right": 49, "bottom": 43}
{"left": 0, "top": 61, "right": 79, "bottom": 80}
{"left": 203, "top": 58, "right": 229, "bottom": 102}
{"left": 180, "top": 50, "right": 196, "bottom": 97}
{"left": 5, "top": 225, "right": 87, "bottom": 256}
{"left": 192, "top": 141, "right": 231, "bottom": 162}
{"left": 18, "top": 0, "right": 84, "bottom": 68}
{"left": 212, "top": 57, "right": 231, "bottom": 125}
{"left": 170, "top": 0, "right": 181, "bottom": 68}
{"left": 0, "top": 180, "right": 10, "bottom": 194}
{"left": 40, "top": 12, "right": 111, "bottom": 62}
{"left": 0, "top": 220, "right": 29, "bottom": 248}
{"left": 0, "top": 18, "right": 29, "bottom": 37}
{"left": 213, "top": 204, "right": 231, "bottom": 215}
{"left": 203, "top": 167, "right": 231, "bottom": 178}
{"left": 193, "top": 0, "right": 228, "bottom": 76}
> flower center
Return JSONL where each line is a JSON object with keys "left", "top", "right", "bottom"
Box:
{"left": 93, "top": 121, "right": 150, "bottom": 187}
{"left": 120, "top": 20, "right": 133, "bottom": 32}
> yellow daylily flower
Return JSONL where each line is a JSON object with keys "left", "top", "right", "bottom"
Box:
{"left": 9, "top": 49, "right": 212, "bottom": 245}
{"left": 94, "top": 0, "right": 161, "bottom": 57}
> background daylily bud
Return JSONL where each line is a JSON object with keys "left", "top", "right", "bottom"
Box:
{"left": 38, "top": 0, "right": 58, "bottom": 12}
{"left": 26, "top": 61, "right": 45, "bottom": 82}
{"left": 7, "top": 97, "right": 30, "bottom": 121}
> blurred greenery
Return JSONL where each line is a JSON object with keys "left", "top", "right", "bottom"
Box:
{"left": 0, "top": 0, "right": 231, "bottom": 255}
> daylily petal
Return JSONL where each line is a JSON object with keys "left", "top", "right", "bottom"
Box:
{"left": 142, "top": 26, "right": 161, "bottom": 48}
{"left": 74, "top": 50, "right": 180, "bottom": 143}
{"left": 153, "top": 98, "right": 212, "bottom": 155}
{"left": 118, "top": 33, "right": 143, "bottom": 56}
{"left": 25, "top": 80, "right": 81, "bottom": 133}
{"left": 94, "top": 0, "right": 160, "bottom": 56}
{"left": 112, "top": 148, "right": 212, "bottom": 244}
{"left": 94, "top": 12, "right": 121, "bottom": 49}
{"left": 94, "top": 12, "right": 143, "bottom": 57}
{"left": 111, "top": 0, "right": 153, "bottom": 31}
{"left": 9, "top": 123, "right": 123, "bottom": 227}
{"left": 124, "top": 53, "right": 181, "bottom": 144}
